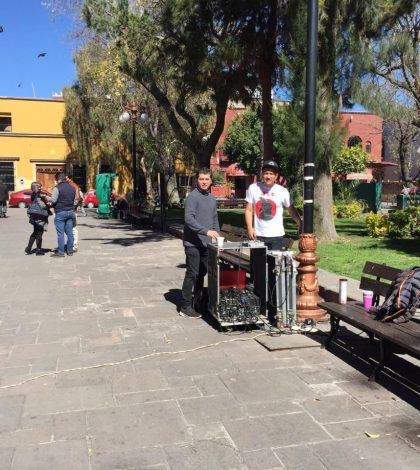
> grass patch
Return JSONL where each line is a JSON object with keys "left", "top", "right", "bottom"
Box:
{"left": 168, "top": 209, "right": 419, "bottom": 280}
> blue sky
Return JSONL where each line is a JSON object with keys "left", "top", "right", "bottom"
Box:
{"left": 0, "top": 1, "right": 77, "bottom": 99}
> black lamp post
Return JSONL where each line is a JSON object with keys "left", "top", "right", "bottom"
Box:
{"left": 295, "top": 0, "right": 326, "bottom": 322}
{"left": 119, "top": 105, "right": 148, "bottom": 199}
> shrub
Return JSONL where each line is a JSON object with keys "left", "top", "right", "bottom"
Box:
{"left": 388, "top": 206, "right": 420, "bottom": 238}
{"left": 365, "top": 206, "right": 420, "bottom": 239}
{"left": 332, "top": 146, "right": 369, "bottom": 176}
{"left": 365, "top": 212, "right": 389, "bottom": 238}
{"left": 334, "top": 200, "right": 364, "bottom": 218}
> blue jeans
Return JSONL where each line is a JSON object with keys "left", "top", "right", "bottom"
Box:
{"left": 54, "top": 210, "right": 74, "bottom": 254}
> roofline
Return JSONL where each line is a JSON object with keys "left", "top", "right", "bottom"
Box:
{"left": 0, "top": 96, "right": 64, "bottom": 103}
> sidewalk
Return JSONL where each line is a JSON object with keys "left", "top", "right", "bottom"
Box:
{"left": 0, "top": 210, "right": 419, "bottom": 469}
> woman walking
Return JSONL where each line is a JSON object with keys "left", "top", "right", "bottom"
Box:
{"left": 25, "top": 182, "right": 51, "bottom": 256}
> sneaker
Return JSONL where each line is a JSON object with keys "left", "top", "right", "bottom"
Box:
{"left": 50, "top": 252, "right": 65, "bottom": 258}
{"left": 24, "top": 247, "right": 32, "bottom": 255}
{"left": 179, "top": 306, "right": 202, "bottom": 319}
{"left": 67, "top": 252, "right": 73, "bottom": 256}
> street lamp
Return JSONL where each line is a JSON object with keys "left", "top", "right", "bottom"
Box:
{"left": 119, "top": 104, "right": 148, "bottom": 199}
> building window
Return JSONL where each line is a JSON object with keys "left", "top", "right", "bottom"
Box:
{"left": 365, "top": 141, "right": 371, "bottom": 153}
{"left": 176, "top": 174, "right": 193, "bottom": 187}
{"left": 0, "top": 113, "right": 12, "bottom": 132}
{"left": 0, "top": 162, "right": 15, "bottom": 191}
{"left": 347, "top": 135, "right": 362, "bottom": 148}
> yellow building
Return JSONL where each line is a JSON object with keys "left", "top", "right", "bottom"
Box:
{"left": 0, "top": 96, "right": 70, "bottom": 193}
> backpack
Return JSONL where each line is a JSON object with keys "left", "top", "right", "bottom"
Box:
{"left": 27, "top": 196, "right": 49, "bottom": 218}
{"left": 370, "top": 267, "right": 420, "bottom": 324}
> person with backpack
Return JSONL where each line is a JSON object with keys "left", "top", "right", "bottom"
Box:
{"left": 25, "top": 182, "right": 51, "bottom": 256}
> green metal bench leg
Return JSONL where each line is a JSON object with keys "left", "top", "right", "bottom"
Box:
{"left": 323, "top": 315, "right": 340, "bottom": 350}
{"left": 369, "top": 339, "right": 391, "bottom": 381}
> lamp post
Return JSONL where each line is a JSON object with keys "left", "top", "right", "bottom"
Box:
{"left": 119, "top": 104, "right": 148, "bottom": 199}
{"left": 295, "top": 0, "right": 327, "bottom": 322}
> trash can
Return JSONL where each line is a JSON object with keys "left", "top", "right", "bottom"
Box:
{"left": 396, "top": 194, "right": 408, "bottom": 209}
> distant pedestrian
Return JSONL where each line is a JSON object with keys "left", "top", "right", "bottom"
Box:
{"left": 180, "top": 168, "right": 220, "bottom": 318}
{"left": 77, "top": 189, "right": 87, "bottom": 217}
{"left": 66, "top": 174, "right": 82, "bottom": 252}
{"left": 0, "top": 178, "right": 8, "bottom": 218}
{"left": 47, "top": 172, "right": 77, "bottom": 257}
{"left": 25, "top": 182, "right": 51, "bottom": 256}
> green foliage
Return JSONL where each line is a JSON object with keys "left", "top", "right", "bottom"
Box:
{"left": 222, "top": 109, "right": 262, "bottom": 175}
{"left": 334, "top": 201, "right": 364, "bottom": 219}
{"left": 366, "top": 206, "right": 420, "bottom": 239}
{"left": 366, "top": 212, "right": 389, "bottom": 238}
{"left": 332, "top": 146, "right": 369, "bottom": 176}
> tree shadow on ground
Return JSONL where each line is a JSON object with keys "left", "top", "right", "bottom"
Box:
{"left": 309, "top": 326, "right": 420, "bottom": 409}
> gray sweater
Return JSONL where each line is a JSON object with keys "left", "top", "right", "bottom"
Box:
{"left": 183, "top": 187, "right": 220, "bottom": 248}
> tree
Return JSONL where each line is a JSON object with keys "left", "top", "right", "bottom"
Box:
{"left": 332, "top": 146, "right": 369, "bottom": 178}
{"left": 82, "top": 0, "right": 263, "bottom": 168}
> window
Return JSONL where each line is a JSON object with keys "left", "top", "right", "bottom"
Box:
{"left": 0, "top": 113, "right": 12, "bottom": 132}
{"left": 347, "top": 135, "right": 362, "bottom": 148}
{"left": 0, "top": 162, "right": 15, "bottom": 191}
{"left": 365, "top": 141, "right": 371, "bottom": 153}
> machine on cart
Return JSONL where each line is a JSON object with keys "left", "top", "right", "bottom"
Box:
{"left": 267, "top": 251, "right": 297, "bottom": 328}
{"left": 207, "top": 241, "right": 267, "bottom": 329}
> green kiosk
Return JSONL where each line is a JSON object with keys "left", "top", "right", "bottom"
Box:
{"left": 95, "top": 173, "right": 117, "bottom": 218}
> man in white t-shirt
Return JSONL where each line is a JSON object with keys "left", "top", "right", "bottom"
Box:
{"left": 245, "top": 160, "right": 302, "bottom": 250}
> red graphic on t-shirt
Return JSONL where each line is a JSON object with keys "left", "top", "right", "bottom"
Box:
{"left": 256, "top": 197, "right": 276, "bottom": 221}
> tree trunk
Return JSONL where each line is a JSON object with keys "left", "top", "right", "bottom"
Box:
{"left": 314, "top": 169, "right": 337, "bottom": 242}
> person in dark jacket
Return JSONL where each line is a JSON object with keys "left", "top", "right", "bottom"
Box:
{"left": 180, "top": 168, "right": 220, "bottom": 318}
{"left": 25, "top": 182, "right": 50, "bottom": 256}
{"left": 47, "top": 172, "right": 77, "bottom": 257}
{"left": 0, "top": 178, "right": 8, "bottom": 218}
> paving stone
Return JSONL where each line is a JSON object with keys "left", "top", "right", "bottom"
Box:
{"left": 116, "top": 386, "right": 201, "bottom": 406}
{"left": 336, "top": 380, "right": 399, "bottom": 404}
{"left": 193, "top": 375, "right": 230, "bottom": 396}
{"left": 309, "top": 435, "right": 420, "bottom": 470}
{"left": 12, "top": 440, "right": 89, "bottom": 470}
{"left": 244, "top": 400, "right": 302, "bottom": 418}
{"left": 242, "top": 448, "right": 283, "bottom": 470}
{"left": 53, "top": 411, "right": 88, "bottom": 440}
{"left": 0, "top": 447, "right": 14, "bottom": 470}
{"left": 188, "top": 422, "right": 228, "bottom": 441}
{"left": 223, "top": 413, "right": 331, "bottom": 451}
{"left": 274, "top": 445, "right": 330, "bottom": 469}
{"left": 178, "top": 395, "right": 245, "bottom": 425}
{"left": 87, "top": 402, "right": 190, "bottom": 452}
{"left": 164, "top": 439, "right": 245, "bottom": 470}
{"left": 37, "top": 318, "right": 101, "bottom": 343}
{"left": 111, "top": 369, "right": 168, "bottom": 394}
{"left": 301, "top": 395, "right": 372, "bottom": 423}
{"left": 90, "top": 447, "right": 167, "bottom": 470}
{"left": 308, "top": 383, "right": 347, "bottom": 397}
{"left": 220, "top": 369, "right": 315, "bottom": 404}
{"left": 324, "top": 414, "right": 419, "bottom": 439}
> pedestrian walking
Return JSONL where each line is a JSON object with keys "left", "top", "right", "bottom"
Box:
{"left": 245, "top": 160, "right": 302, "bottom": 251}
{"left": 47, "top": 172, "right": 77, "bottom": 257}
{"left": 180, "top": 168, "right": 220, "bottom": 318}
{"left": 25, "top": 182, "right": 51, "bottom": 256}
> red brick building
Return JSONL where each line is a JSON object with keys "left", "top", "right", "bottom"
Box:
{"left": 209, "top": 105, "right": 383, "bottom": 198}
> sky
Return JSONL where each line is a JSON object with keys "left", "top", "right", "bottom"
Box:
{"left": 0, "top": 1, "right": 77, "bottom": 99}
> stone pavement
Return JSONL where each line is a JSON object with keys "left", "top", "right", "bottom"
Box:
{"left": 0, "top": 209, "right": 419, "bottom": 470}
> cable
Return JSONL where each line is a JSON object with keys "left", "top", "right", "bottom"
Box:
{"left": 0, "top": 332, "right": 267, "bottom": 390}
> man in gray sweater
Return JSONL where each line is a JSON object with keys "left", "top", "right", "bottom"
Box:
{"left": 180, "top": 168, "right": 220, "bottom": 318}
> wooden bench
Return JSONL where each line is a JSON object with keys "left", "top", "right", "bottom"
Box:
{"left": 127, "top": 201, "right": 156, "bottom": 228}
{"left": 216, "top": 199, "right": 246, "bottom": 209}
{"left": 320, "top": 262, "right": 420, "bottom": 381}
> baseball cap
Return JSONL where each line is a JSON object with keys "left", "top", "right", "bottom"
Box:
{"left": 261, "top": 160, "right": 279, "bottom": 173}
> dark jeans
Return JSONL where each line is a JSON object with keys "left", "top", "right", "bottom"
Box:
{"left": 257, "top": 236, "right": 285, "bottom": 251}
{"left": 27, "top": 224, "right": 44, "bottom": 250}
{"left": 181, "top": 245, "right": 208, "bottom": 309}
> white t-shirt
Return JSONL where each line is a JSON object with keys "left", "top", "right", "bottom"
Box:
{"left": 245, "top": 182, "right": 291, "bottom": 237}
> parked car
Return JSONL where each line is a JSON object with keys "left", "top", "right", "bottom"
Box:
{"left": 83, "top": 189, "right": 99, "bottom": 208}
{"left": 8, "top": 189, "right": 51, "bottom": 208}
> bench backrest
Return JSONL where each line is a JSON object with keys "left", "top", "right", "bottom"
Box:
{"left": 359, "top": 261, "right": 402, "bottom": 306}
{"left": 220, "top": 223, "right": 248, "bottom": 242}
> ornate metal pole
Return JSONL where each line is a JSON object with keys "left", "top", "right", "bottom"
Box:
{"left": 296, "top": 0, "right": 327, "bottom": 322}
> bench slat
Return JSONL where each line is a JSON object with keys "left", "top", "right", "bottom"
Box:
{"left": 362, "top": 262, "right": 401, "bottom": 282}
{"left": 359, "top": 277, "right": 391, "bottom": 297}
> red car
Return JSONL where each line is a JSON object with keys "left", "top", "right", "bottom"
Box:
{"left": 83, "top": 189, "right": 99, "bottom": 208}
{"left": 9, "top": 189, "right": 52, "bottom": 208}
